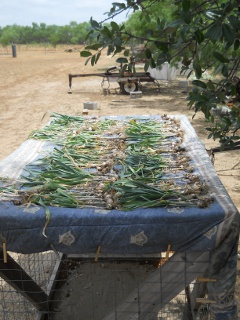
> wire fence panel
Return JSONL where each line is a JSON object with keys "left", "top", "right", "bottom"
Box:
{"left": 0, "top": 251, "right": 215, "bottom": 320}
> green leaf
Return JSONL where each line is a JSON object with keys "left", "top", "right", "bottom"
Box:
{"left": 144, "top": 60, "right": 150, "bottom": 72}
{"left": 112, "top": 2, "right": 126, "bottom": 9}
{"left": 111, "top": 21, "right": 119, "bottom": 31}
{"left": 145, "top": 13, "right": 151, "bottom": 23}
{"left": 186, "top": 69, "right": 193, "bottom": 79}
{"left": 205, "top": 24, "right": 223, "bottom": 43}
{"left": 193, "top": 62, "right": 202, "bottom": 79}
{"left": 102, "top": 26, "right": 112, "bottom": 38}
{"left": 182, "top": 0, "right": 190, "bottom": 12}
{"left": 222, "top": 65, "right": 229, "bottom": 77}
{"left": 157, "top": 52, "right": 167, "bottom": 66}
{"left": 145, "top": 48, "right": 152, "bottom": 59}
{"left": 116, "top": 57, "right": 128, "bottom": 64}
{"left": 85, "top": 43, "right": 102, "bottom": 51}
{"left": 95, "top": 52, "right": 101, "bottom": 64}
{"left": 223, "top": 2, "right": 234, "bottom": 14}
{"left": 180, "top": 25, "right": 190, "bottom": 40}
{"left": 194, "top": 29, "right": 204, "bottom": 44}
{"left": 228, "top": 15, "right": 240, "bottom": 29}
{"left": 165, "top": 26, "right": 177, "bottom": 34}
{"left": 181, "top": 10, "right": 192, "bottom": 24}
{"left": 127, "top": 62, "right": 133, "bottom": 73}
{"left": 208, "top": 132, "right": 214, "bottom": 139}
{"left": 217, "top": 91, "right": 227, "bottom": 101}
{"left": 114, "top": 37, "right": 122, "bottom": 47}
{"left": 222, "top": 23, "right": 235, "bottom": 45}
{"left": 119, "top": 63, "right": 128, "bottom": 76}
{"left": 192, "top": 80, "right": 207, "bottom": 89}
{"left": 107, "top": 45, "right": 114, "bottom": 56}
{"left": 146, "top": 29, "right": 153, "bottom": 37}
{"left": 231, "top": 136, "right": 240, "bottom": 141}
{"left": 206, "top": 81, "right": 215, "bottom": 90}
{"left": 150, "top": 58, "right": 156, "bottom": 69}
{"left": 234, "top": 39, "right": 240, "bottom": 51}
{"left": 213, "top": 51, "right": 229, "bottom": 63}
{"left": 205, "top": 10, "right": 221, "bottom": 20}
{"left": 91, "top": 55, "right": 95, "bottom": 66}
{"left": 80, "top": 50, "right": 92, "bottom": 57}
{"left": 84, "top": 56, "right": 91, "bottom": 66}
{"left": 90, "top": 18, "right": 100, "bottom": 29}
{"left": 155, "top": 41, "right": 169, "bottom": 52}
{"left": 114, "top": 46, "right": 124, "bottom": 55}
{"left": 85, "top": 30, "right": 94, "bottom": 41}
{"left": 166, "top": 19, "right": 182, "bottom": 28}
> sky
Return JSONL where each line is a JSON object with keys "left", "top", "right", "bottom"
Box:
{"left": 0, "top": 0, "right": 128, "bottom": 27}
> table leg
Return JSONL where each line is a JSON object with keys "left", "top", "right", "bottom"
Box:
{"left": 0, "top": 250, "right": 49, "bottom": 312}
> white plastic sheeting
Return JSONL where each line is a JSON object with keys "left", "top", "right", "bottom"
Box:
{"left": 148, "top": 62, "right": 177, "bottom": 80}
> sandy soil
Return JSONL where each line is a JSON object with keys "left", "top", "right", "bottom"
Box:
{"left": 0, "top": 45, "right": 239, "bottom": 317}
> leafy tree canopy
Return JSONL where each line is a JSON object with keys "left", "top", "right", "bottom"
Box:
{"left": 0, "top": 21, "right": 91, "bottom": 46}
{"left": 81, "top": 0, "right": 240, "bottom": 149}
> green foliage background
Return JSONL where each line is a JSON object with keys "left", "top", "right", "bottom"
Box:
{"left": 0, "top": 21, "right": 90, "bottom": 46}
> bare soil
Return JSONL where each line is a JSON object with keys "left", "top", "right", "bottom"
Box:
{"left": 0, "top": 45, "right": 239, "bottom": 317}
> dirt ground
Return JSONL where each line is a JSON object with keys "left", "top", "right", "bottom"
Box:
{"left": 0, "top": 45, "right": 239, "bottom": 318}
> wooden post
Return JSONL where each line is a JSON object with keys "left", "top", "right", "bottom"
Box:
{"left": 0, "top": 250, "right": 49, "bottom": 312}
{"left": 103, "top": 251, "right": 210, "bottom": 320}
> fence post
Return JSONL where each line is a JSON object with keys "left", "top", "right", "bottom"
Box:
{"left": 12, "top": 44, "right": 17, "bottom": 58}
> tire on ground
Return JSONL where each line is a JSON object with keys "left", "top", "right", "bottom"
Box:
{"left": 120, "top": 81, "right": 138, "bottom": 94}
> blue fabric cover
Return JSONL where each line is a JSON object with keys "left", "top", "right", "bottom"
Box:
{"left": 0, "top": 200, "right": 226, "bottom": 254}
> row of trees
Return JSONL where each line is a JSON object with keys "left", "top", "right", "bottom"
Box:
{"left": 0, "top": 21, "right": 90, "bottom": 46}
